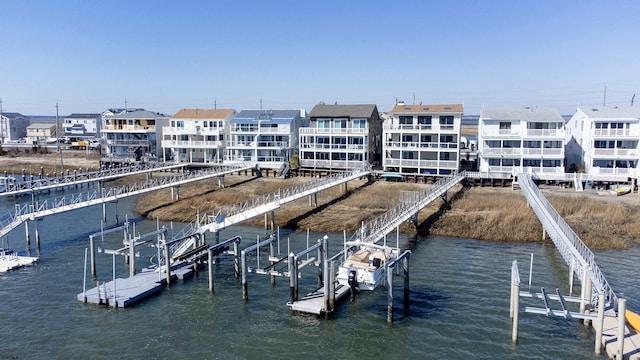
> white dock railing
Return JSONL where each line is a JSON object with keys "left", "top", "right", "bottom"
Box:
{"left": 517, "top": 173, "right": 618, "bottom": 310}
{"left": 350, "top": 171, "right": 466, "bottom": 245}
{"left": 0, "top": 162, "right": 255, "bottom": 238}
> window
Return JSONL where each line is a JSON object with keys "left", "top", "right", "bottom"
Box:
{"left": 524, "top": 140, "right": 541, "bottom": 148}
{"left": 439, "top": 116, "right": 454, "bottom": 125}
{"left": 499, "top": 122, "right": 511, "bottom": 130}
{"left": 417, "top": 116, "right": 432, "bottom": 125}
{"left": 353, "top": 119, "right": 367, "bottom": 129}
{"left": 317, "top": 119, "right": 330, "bottom": 129}
{"left": 399, "top": 116, "right": 413, "bottom": 125}
{"left": 523, "top": 159, "right": 541, "bottom": 167}
{"left": 334, "top": 119, "right": 347, "bottom": 129}
{"left": 440, "top": 135, "right": 454, "bottom": 143}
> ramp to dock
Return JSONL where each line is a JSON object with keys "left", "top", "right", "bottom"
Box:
{"left": 287, "top": 283, "right": 351, "bottom": 315}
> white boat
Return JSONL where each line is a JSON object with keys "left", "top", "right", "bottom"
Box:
{"left": 337, "top": 241, "right": 398, "bottom": 292}
{"left": 609, "top": 185, "right": 631, "bottom": 196}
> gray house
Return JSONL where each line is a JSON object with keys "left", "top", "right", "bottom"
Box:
{"left": 0, "top": 112, "right": 30, "bottom": 143}
{"left": 300, "top": 103, "right": 382, "bottom": 170}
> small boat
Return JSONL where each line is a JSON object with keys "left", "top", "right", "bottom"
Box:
{"left": 609, "top": 185, "right": 631, "bottom": 196}
{"left": 336, "top": 241, "right": 398, "bottom": 292}
{"left": 626, "top": 309, "right": 640, "bottom": 332}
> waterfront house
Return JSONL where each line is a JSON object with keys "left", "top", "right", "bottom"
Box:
{"left": 63, "top": 113, "right": 102, "bottom": 141}
{"left": 565, "top": 106, "right": 640, "bottom": 177}
{"left": 478, "top": 107, "right": 566, "bottom": 177}
{"left": 162, "top": 108, "right": 236, "bottom": 164}
{"left": 226, "top": 109, "right": 305, "bottom": 169}
{"left": 26, "top": 123, "right": 56, "bottom": 144}
{"left": 101, "top": 109, "right": 170, "bottom": 165}
{"left": 299, "top": 103, "right": 381, "bottom": 171}
{"left": 0, "top": 112, "right": 30, "bottom": 143}
{"left": 383, "top": 103, "right": 463, "bottom": 175}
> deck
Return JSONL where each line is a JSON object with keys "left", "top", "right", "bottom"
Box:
{"left": 287, "top": 282, "right": 351, "bottom": 315}
{"left": 0, "top": 254, "right": 38, "bottom": 272}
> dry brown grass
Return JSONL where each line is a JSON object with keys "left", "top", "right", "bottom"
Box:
{"left": 0, "top": 151, "right": 100, "bottom": 176}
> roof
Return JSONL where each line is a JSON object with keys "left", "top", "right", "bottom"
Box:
{"left": 172, "top": 109, "right": 235, "bottom": 119}
{"left": 104, "top": 109, "right": 169, "bottom": 119}
{"left": 390, "top": 104, "right": 463, "bottom": 113}
{"left": 1, "top": 112, "right": 28, "bottom": 120}
{"left": 66, "top": 113, "right": 101, "bottom": 119}
{"left": 308, "top": 104, "right": 378, "bottom": 119}
{"left": 480, "top": 107, "right": 564, "bottom": 122}
{"left": 577, "top": 106, "right": 640, "bottom": 119}
{"left": 231, "top": 110, "right": 301, "bottom": 124}
{"left": 27, "top": 123, "right": 55, "bottom": 129}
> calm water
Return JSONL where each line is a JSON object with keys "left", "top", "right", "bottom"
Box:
{"left": 0, "top": 192, "right": 637, "bottom": 359}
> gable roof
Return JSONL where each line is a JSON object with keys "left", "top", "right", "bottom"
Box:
{"left": 578, "top": 106, "right": 640, "bottom": 119}
{"left": 1, "top": 112, "right": 28, "bottom": 120}
{"left": 480, "top": 107, "right": 564, "bottom": 122}
{"left": 66, "top": 113, "right": 101, "bottom": 119}
{"left": 308, "top": 104, "right": 378, "bottom": 119}
{"left": 104, "top": 109, "right": 169, "bottom": 119}
{"left": 172, "top": 109, "right": 235, "bottom": 119}
{"left": 390, "top": 104, "right": 463, "bottom": 113}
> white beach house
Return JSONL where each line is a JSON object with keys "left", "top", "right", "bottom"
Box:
{"left": 162, "top": 108, "right": 236, "bottom": 164}
{"left": 383, "top": 103, "right": 462, "bottom": 175}
{"left": 226, "top": 109, "right": 304, "bottom": 169}
{"left": 478, "top": 107, "right": 566, "bottom": 177}
{"left": 565, "top": 106, "right": 640, "bottom": 178}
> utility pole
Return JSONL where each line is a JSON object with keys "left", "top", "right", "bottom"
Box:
{"left": 214, "top": 98, "right": 217, "bottom": 110}
{"left": 603, "top": 84, "right": 607, "bottom": 107}
{"left": 260, "top": 97, "right": 263, "bottom": 110}
{"left": 632, "top": 94, "right": 636, "bottom": 107}
{"left": 0, "top": 97, "right": 4, "bottom": 144}
{"left": 57, "top": 102, "right": 64, "bottom": 173}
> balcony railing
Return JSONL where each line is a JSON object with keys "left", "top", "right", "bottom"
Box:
{"left": 481, "top": 130, "right": 522, "bottom": 137}
{"left": 231, "top": 127, "right": 291, "bottom": 134}
{"left": 105, "top": 139, "right": 150, "bottom": 146}
{"left": 594, "top": 129, "right": 632, "bottom": 137}
{"left": 525, "top": 129, "right": 564, "bottom": 137}
{"left": 226, "top": 141, "right": 291, "bottom": 148}
{"left": 382, "top": 158, "right": 458, "bottom": 169}
{"left": 102, "top": 125, "right": 155, "bottom": 131}
{"left": 162, "top": 127, "right": 224, "bottom": 135}
{"left": 299, "top": 144, "right": 365, "bottom": 150}
{"left": 162, "top": 140, "right": 224, "bottom": 148}
{"left": 385, "top": 141, "right": 458, "bottom": 149}
{"left": 299, "top": 128, "right": 367, "bottom": 134}
{"left": 589, "top": 167, "right": 632, "bottom": 175}
{"left": 299, "top": 159, "right": 366, "bottom": 169}
{"left": 592, "top": 148, "right": 638, "bottom": 158}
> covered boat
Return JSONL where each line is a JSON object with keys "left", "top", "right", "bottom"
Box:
{"left": 336, "top": 241, "right": 398, "bottom": 292}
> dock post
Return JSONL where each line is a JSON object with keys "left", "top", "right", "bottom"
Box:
{"left": 129, "top": 234, "right": 136, "bottom": 277}
{"left": 288, "top": 253, "right": 298, "bottom": 302}
{"left": 233, "top": 240, "right": 240, "bottom": 278}
{"left": 35, "top": 218, "right": 40, "bottom": 252}
{"left": 218, "top": 175, "right": 224, "bottom": 188}
{"left": 403, "top": 255, "right": 410, "bottom": 316}
{"left": 595, "top": 293, "right": 605, "bottom": 354}
{"left": 102, "top": 202, "right": 107, "bottom": 223}
{"left": 582, "top": 266, "right": 593, "bottom": 324}
{"left": 580, "top": 266, "right": 588, "bottom": 314}
{"left": 83, "top": 248, "right": 88, "bottom": 303}
{"left": 241, "top": 250, "right": 248, "bottom": 300}
{"left": 25, "top": 221, "right": 30, "bottom": 254}
{"left": 512, "top": 278, "right": 520, "bottom": 343}
{"left": 270, "top": 240, "right": 276, "bottom": 286}
{"left": 89, "top": 235, "right": 97, "bottom": 277}
{"left": 208, "top": 248, "right": 214, "bottom": 292}
{"left": 270, "top": 210, "right": 275, "bottom": 231}
{"left": 264, "top": 213, "right": 268, "bottom": 230}
{"left": 617, "top": 298, "right": 627, "bottom": 360}
{"left": 163, "top": 238, "right": 171, "bottom": 286}
{"left": 322, "top": 235, "right": 329, "bottom": 316}
{"left": 329, "top": 260, "right": 336, "bottom": 313}
{"left": 387, "top": 264, "right": 394, "bottom": 323}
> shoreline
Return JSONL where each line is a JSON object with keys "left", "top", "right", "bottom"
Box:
{"left": 1, "top": 153, "right": 638, "bottom": 250}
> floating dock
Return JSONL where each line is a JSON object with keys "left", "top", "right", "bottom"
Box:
{"left": 0, "top": 253, "right": 38, "bottom": 273}
{"left": 287, "top": 282, "right": 350, "bottom": 315}
{"left": 77, "top": 262, "right": 196, "bottom": 308}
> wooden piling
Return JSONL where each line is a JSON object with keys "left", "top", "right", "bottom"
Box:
{"left": 595, "top": 293, "right": 605, "bottom": 354}
{"left": 241, "top": 250, "right": 248, "bottom": 300}
{"left": 89, "top": 235, "right": 96, "bottom": 277}
{"left": 403, "top": 256, "right": 410, "bottom": 315}
{"left": 617, "top": 299, "right": 627, "bottom": 360}
{"left": 208, "top": 248, "right": 214, "bottom": 292}
{"left": 387, "top": 264, "right": 394, "bottom": 323}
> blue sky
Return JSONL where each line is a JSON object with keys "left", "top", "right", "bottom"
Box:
{"left": 1, "top": 0, "right": 638, "bottom": 116}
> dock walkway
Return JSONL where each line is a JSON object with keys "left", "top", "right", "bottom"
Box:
{"left": 0, "top": 253, "right": 38, "bottom": 272}
{"left": 288, "top": 283, "right": 350, "bottom": 315}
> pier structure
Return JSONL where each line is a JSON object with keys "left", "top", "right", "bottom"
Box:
{"left": 0, "top": 161, "right": 186, "bottom": 197}
{"left": 0, "top": 162, "right": 255, "bottom": 239}
{"left": 512, "top": 173, "right": 640, "bottom": 359}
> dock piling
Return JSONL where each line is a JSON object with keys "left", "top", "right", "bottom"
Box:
{"left": 89, "top": 235, "right": 96, "bottom": 277}
{"left": 595, "top": 293, "right": 605, "bottom": 354}
{"left": 617, "top": 298, "right": 627, "bottom": 360}
{"left": 208, "top": 248, "right": 214, "bottom": 292}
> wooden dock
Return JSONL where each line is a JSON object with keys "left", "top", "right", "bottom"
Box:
{"left": 287, "top": 282, "right": 351, "bottom": 315}
{"left": 0, "top": 253, "right": 38, "bottom": 273}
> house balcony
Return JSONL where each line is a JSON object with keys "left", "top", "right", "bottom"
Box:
{"left": 479, "top": 148, "right": 522, "bottom": 157}
{"left": 162, "top": 140, "right": 224, "bottom": 149}
{"left": 590, "top": 148, "right": 639, "bottom": 158}
{"left": 300, "top": 143, "right": 365, "bottom": 151}
{"left": 589, "top": 167, "right": 633, "bottom": 176}
{"left": 383, "top": 124, "right": 459, "bottom": 132}
{"left": 106, "top": 139, "right": 150, "bottom": 146}
{"left": 163, "top": 127, "right": 225, "bottom": 136}
{"left": 524, "top": 129, "right": 565, "bottom": 137}
{"left": 227, "top": 141, "right": 291, "bottom": 148}
{"left": 593, "top": 129, "right": 634, "bottom": 137}
{"left": 102, "top": 125, "right": 156, "bottom": 132}
{"left": 299, "top": 128, "right": 367, "bottom": 135}
{"left": 384, "top": 141, "right": 458, "bottom": 149}
{"left": 231, "top": 127, "right": 291, "bottom": 134}
{"left": 481, "top": 130, "right": 522, "bottom": 138}
{"left": 383, "top": 158, "right": 458, "bottom": 169}
{"left": 299, "top": 159, "right": 367, "bottom": 169}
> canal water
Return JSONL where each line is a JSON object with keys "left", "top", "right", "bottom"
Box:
{"left": 0, "top": 193, "right": 637, "bottom": 359}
